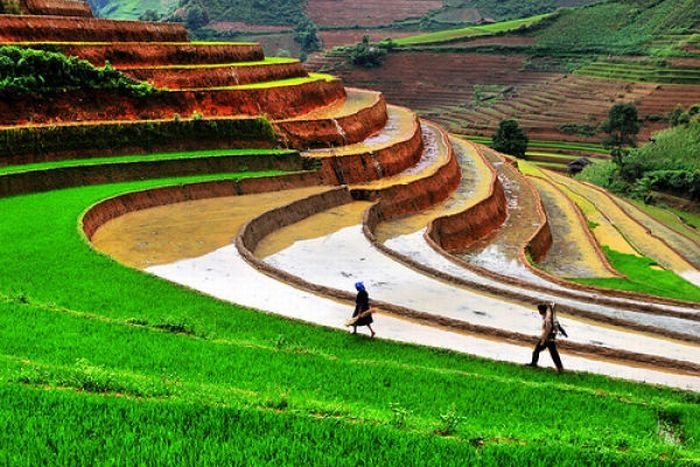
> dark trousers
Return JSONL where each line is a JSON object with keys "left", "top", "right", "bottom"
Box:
{"left": 531, "top": 340, "right": 564, "bottom": 371}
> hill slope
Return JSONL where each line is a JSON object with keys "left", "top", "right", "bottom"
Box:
{"left": 87, "top": 0, "right": 599, "bottom": 27}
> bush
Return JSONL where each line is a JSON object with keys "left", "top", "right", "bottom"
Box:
{"left": 0, "top": 118, "right": 277, "bottom": 160}
{"left": 293, "top": 17, "right": 322, "bottom": 54}
{"left": 491, "top": 119, "right": 528, "bottom": 158}
{"left": 560, "top": 123, "right": 598, "bottom": 137}
{"left": 0, "top": 46, "right": 155, "bottom": 99}
{"left": 348, "top": 36, "right": 387, "bottom": 68}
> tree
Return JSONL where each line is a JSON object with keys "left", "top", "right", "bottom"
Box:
{"left": 348, "top": 36, "right": 387, "bottom": 68}
{"left": 139, "top": 9, "right": 162, "bottom": 22}
{"left": 601, "top": 102, "right": 640, "bottom": 165}
{"left": 293, "top": 17, "right": 322, "bottom": 55}
{"left": 491, "top": 119, "right": 528, "bottom": 158}
{"left": 185, "top": 5, "right": 209, "bottom": 30}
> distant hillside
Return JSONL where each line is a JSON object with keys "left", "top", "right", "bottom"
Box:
{"left": 534, "top": 0, "right": 700, "bottom": 54}
{"left": 87, "top": 0, "right": 599, "bottom": 28}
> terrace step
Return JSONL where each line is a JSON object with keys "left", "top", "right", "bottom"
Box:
{"left": 0, "top": 15, "right": 188, "bottom": 42}
{"left": 12, "top": 41, "right": 265, "bottom": 67}
{"left": 0, "top": 73, "right": 346, "bottom": 124}
{"left": 21, "top": 0, "right": 92, "bottom": 17}
{"left": 350, "top": 121, "right": 461, "bottom": 217}
{"left": 303, "top": 104, "right": 423, "bottom": 185}
{"left": 375, "top": 137, "right": 500, "bottom": 250}
{"left": 275, "top": 88, "right": 388, "bottom": 148}
{"left": 236, "top": 176, "right": 700, "bottom": 367}
{"left": 0, "top": 149, "right": 306, "bottom": 197}
{"left": 120, "top": 58, "right": 308, "bottom": 89}
{"left": 459, "top": 147, "right": 551, "bottom": 281}
{"left": 547, "top": 171, "right": 700, "bottom": 287}
{"left": 527, "top": 169, "right": 618, "bottom": 279}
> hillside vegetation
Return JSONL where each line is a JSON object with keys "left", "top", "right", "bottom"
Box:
{"left": 87, "top": 0, "right": 599, "bottom": 28}
{"left": 534, "top": 0, "right": 700, "bottom": 54}
{"left": 580, "top": 108, "right": 700, "bottom": 202}
{"left": 0, "top": 46, "right": 154, "bottom": 98}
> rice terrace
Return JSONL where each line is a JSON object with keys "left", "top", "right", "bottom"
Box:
{"left": 1, "top": 0, "right": 700, "bottom": 463}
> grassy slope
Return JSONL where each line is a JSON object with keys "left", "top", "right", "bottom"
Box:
{"left": 575, "top": 247, "right": 700, "bottom": 301}
{"left": 0, "top": 148, "right": 295, "bottom": 176}
{"left": 0, "top": 175, "right": 698, "bottom": 462}
{"left": 395, "top": 14, "right": 552, "bottom": 46}
{"left": 534, "top": 0, "right": 700, "bottom": 53}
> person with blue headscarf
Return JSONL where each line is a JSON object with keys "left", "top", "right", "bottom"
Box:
{"left": 351, "top": 281, "right": 375, "bottom": 337}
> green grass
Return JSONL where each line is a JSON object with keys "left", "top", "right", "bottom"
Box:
{"left": 185, "top": 73, "right": 335, "bottom": 91}
{"left": 122, "top": 57, "right": 298, "bottom": 70}
{"left": 395, "top": 14, "right": 552, "bottom": 46}
{"left": 0, "top": 148, "right": 295, "bottom": 176}
{"left": 0, "top": 173, "right": 698, "bottom": 462}
{"left": 463, "top": 136, "right": 610, "bottom": 155}
{"left": 535, "top": 0, "right": 700, "bottom": 54}
{"left": 574, "top": 247, "right": 700, "bottom": 302}
{"left": 630, "top": 200, "right": 700, "bottom": 244}
{"left": 577, "top": 61, "right": 700, "bottom": 85}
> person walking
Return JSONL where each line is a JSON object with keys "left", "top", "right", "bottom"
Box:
{"left": 527, "top": 302, "right": 564, "bottom": 371}
{"left": 350, "top": 281, "right": 375, "bottom": 338}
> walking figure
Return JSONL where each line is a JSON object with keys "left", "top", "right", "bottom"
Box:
{"left": 349, "top": 281, "right": 375, "bottom": 337}
{"left": 527, "top": 302, "right": 565, "bottom": 371}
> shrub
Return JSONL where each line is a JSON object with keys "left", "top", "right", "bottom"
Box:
{"left": 0, "top": 46, "right": 155, "bottom": 99}
{"left": 348, "top": 36, "right": 387, "bottom": 68}
{"left": 0, "top": 118, "right": 277, "bottom": 160}
{"left": 491, "top": 119, "right": 528, "bottom": 158}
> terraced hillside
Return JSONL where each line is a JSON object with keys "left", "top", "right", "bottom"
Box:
{"left": 307, "top": 0, "right": 700, "bottom": 146}
{"left": 1, "top": 1, "right": 699, "bottom": 463}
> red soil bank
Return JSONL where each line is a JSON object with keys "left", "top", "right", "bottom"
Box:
{"left": 428, "top": 146, "right": 507, "bottom": 252}
{"left": 0, "top": 78, "right": 346, "bottom": 124}
{"left": 358, "top": 128, "right": 461, "bottom": 220}
{"left": 308, "top": 0, "right": 441, "bottom": 27}
{"left": 525, "top": 185, "right": 553, "bottom": 263}
{"left": 82, "top": 172, "right": 322, "bottom": 240}
{"left": 238, "top": 188, "right": 353, "bottom": 254}
{"left": 0, "top": 15, "right": 188, "bottom": 42}
{"left": 317, "top": 112, "right": 423, "bottom": 185}
{"left": 0, "top": 152, "right": 305, "bottom": 197}
{"left": 38, "top": 42, "right": 265, "bottom": 67}
{"left": 123, "top": 62, "right": 308, "bottom": 89}
{"left": 275, "top": 91, "right": 388, "bottom": 148}
{"left": 21, "top": 0, "right": 92, "bottom": 16}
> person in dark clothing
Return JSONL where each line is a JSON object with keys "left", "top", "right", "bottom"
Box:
{"left": 527, "top": 302, "right": 564, "bottom": 371}
{"left": 351, "top": 281, "right": 375, "bottom": 337}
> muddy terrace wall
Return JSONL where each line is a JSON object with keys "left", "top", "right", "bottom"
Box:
{"left": 0, "top": 151, "right": 307, "bottom": 197}
{"left": 317, "top": 113, "right": 423, "bottom": 185}
{"left": 238, "top": 187, "right": 353, "bottom": 254}
{"left": 275, "top": 91, "right": 387, "bottom": 148}
{"left": 32, "top": 42, "right": 265, "bottom": 67}
{"left": 21, "top": 0, "right": 92, "bottom": 16}
{"left": 82, "top": 171, "right": 322, "bottom": 240}
{"left": 0, "top": 118, "right": 276, "bottom": 166}
{"left": 427, "top": 146, "right": 507, "bottom": 252}
{"left": 124, "top": 62, "right": 308, "bottom": 89}
{"left": 0, "top": 16, "right": 188, "bottom": 42}
{"left": 526, "top": 183, "right": 554, "bottom": 263}
{"left": 0, "top": 79, "right": 346, "bottom": 125}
